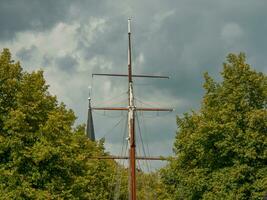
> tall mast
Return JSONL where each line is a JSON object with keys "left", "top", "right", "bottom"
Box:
{"left": 127, "top": 18, "right": 136, "bottom": 200}
{"left": 91, "top": 19, "right": 173, "bottom": 200}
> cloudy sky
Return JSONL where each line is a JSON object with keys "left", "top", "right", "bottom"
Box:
{"left": 1, "top": 0, "right": 267, "bottom": 170}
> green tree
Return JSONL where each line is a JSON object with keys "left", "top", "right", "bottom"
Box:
{"left": 0, "top": 49, "right": 120, "bottom": 199}
{"left": 137, "top": 171, "right": 171, "bottom": 200}
{"left": 161, "top": 53, "right": 267, "bottom": 199}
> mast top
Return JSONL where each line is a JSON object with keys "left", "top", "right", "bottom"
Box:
{"left": 88, "top": 86, "right": 92, "bottom": 101}
{"left": 128, "top": 18, "right": 131, "bottom": 33}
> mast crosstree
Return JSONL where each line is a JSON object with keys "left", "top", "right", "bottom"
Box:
{"left": 91, "top": 19, "right": 173, "bottom": 200}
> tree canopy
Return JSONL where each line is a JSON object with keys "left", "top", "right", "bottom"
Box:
{"left": 0, "top": 48, "right": 121, "bottom": 199}
{"left": 161, "top": 53, "right": 267, "bottom": 199}
{"left": 0, "top": 48, "right": 167, "bottom": 200}
{"left": 2, "top": 48, "right": 266, "bottom": 199}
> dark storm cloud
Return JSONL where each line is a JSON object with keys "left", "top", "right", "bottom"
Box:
{"left": 42, "top": 55, "right": 53, "bottom": 67}
{"left": 76, "top": 16, "right": 127, "bottom": 72}
{"left": 76, "top": 1, "right": 267, "bottom": 151}
{"left": 16, "top": 45, "right": 37, "bottom": 61}
{"left": 55, "top": 55, "right": 78, "bottom": 73}
{"left": 94, "top": 0, "right": 267, "bottom": 113}
{"left": 1, "top": 0, "right": 267, "bottom": 160}
{"left": 0, "top": 0, "right": 73, "bottom": 40}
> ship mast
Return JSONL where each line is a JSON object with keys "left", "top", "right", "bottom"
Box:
{"left": 91, "top": 19, "right": 173, "bottom": 200}
{"left": 127, "top": 18, "right": 136, "bottom": 200}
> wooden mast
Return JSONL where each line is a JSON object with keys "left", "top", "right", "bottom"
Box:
{"left": 91, "top": 19, "right": 173, "bottom": 200}
{"left": 127, "top": 18, "right": 136, "bottom": 200}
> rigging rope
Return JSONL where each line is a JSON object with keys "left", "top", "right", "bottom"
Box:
{"left": 139, "top": 112, "right": 153, "bottom": 170}
{"left": 93, "top": 110, "right": 124, "bottom": 118}
{"left": 113, "top": 116, "right": 128, "bottom": 200}
{"left": 101, "top": 114, "right": 126, "bottom": 139}
{"left": 93, "top": 91, "right": 128, "bottom": 107}
{"left": 136, "top": 112, "right": 151, "bottom": 172}
{"left": 135, "top": 96, "right": 168, "bottom": 109}
{"left": 136, "top": 111, "right": 156, "bottom": 200}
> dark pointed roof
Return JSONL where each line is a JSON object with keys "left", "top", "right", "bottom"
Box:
{"left": 86, "top": 97, "right": 95, "bottom": 141}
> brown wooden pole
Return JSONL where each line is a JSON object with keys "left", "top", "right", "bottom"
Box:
{"left": 92, "top": 107, "right": 128, "bottom": 111}
{"left": 128, "top": 20, "right": 132, "bottom": 84}
{"left": 92, "top": 73, "right": 169, "bottom": 79}
{"left": 88, "top": 156, "right": 170, "bottom": 160}
{"left": 129, "top": 116, "right": 136, "bottom": 200}
{"left": 136, "top": 108, "right": 173, "bottom": 112}
{"left": 92, "top": 107, "right": 173, "bottom": 111}
{"left": 128, "top": 18, "right": 136, "bottom": 200}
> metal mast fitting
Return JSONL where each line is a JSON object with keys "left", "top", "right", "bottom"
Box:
{"left": 91, "top": 19, "right": 173, "bottom": 200}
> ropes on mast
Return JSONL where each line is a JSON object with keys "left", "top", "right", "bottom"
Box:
{"left": 113, "top": 116, "right": 128, "bottom": 200}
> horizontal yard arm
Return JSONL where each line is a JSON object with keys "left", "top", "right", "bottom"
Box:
{"left": 92, "top": 73, "right": 169, "bottom": 79}
{"left": 92, "top": 107, "right": 173, "bottom": 112}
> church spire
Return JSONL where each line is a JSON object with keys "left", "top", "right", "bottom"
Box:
{"left": 86, "top": 89, "right": 95, "bottom": 141}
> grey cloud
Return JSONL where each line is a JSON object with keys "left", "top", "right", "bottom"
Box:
{"left": 71, "top": 0, "right": 267, "bottom": 145}
{"left": 42, "top": 55, "right": 53, "bottom": 67}
{"left": 1, "top": 0, "right": 267, "bottom": 163}
{"left": 0, "top": 0, "right": 73, "bottom": 40}
{"left": 55, "top": 55, "right": 78, "bottom": 73}
{"left": 16, "top": 45, "right": 37, "bottom": 61}
{"left": 77, "top": 17, "right": 126, "bottom": 69}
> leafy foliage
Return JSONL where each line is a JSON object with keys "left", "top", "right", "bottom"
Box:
{"left": 137, "top": 171, "right": 171, "bottom": 200}
{"left": 161, "top": 53, "right": 267, "bottom": 199}
{"left": 0, "top": 49, "right": 168, "bottom": 199}
{"left": 0, "top": 49, "right": 120, "bottom": 199}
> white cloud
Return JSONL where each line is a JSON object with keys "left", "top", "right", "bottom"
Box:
{"left": 0, "top": 17, "right": 115, "bottom": 122}
{"left": 78, "top": 17, "right": 107, "bottom": 48}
